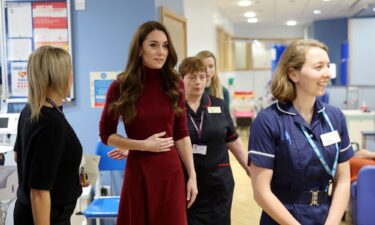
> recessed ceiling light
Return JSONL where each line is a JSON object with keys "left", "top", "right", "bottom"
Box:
{"left": 247, "top": 18, "right": 258, "bottom": 23}
{"left": 244, "top": 11, "right": 256, "bottom": 17}
{"left": 286, "top": 20, "right": 297, "bottom": 26}
{"left": 313, "top": 10, "right": 321, "bottom": 14}
{"left": 373, "top": 7, "right": 375, "bottom": 11}
{"left": 323, "top": 0, "right": 331, "bottom": 2}
{"left": 238, "top": 0, "right": 252, "bottom": 7}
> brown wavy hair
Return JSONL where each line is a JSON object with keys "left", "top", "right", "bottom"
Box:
{"left": 271, "top": 39, "right": 328, "bottom": 103}
{"left": 109, "top": 21, "right": 182, "bottom": 124}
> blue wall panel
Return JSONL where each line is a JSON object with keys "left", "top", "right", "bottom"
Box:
{"left": 65, "top": 0, "right": 155, "bottom": 154}
{"left": 312, "top": 18, "right": 348, "bottom": 86}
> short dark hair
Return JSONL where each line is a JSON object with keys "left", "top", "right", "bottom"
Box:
{"left": 178, "top": 57, "right": 207, "bottom": 78}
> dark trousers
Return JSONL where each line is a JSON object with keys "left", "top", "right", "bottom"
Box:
{"left": 14, "top": 199, "right": 76, "bottom": 225}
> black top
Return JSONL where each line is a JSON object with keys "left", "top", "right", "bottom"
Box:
{"left": 14, "top": 104, "right": 82, "bottom": 206}
{"left": 186, "top": 93, "right": 238, "bottom": 173}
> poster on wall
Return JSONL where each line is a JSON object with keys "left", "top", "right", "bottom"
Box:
{"left": 7, "top": 38, "right": 33, "bottom": 60}
{"left": 10, "top": 62, "right": 28, "bottom": 97}
{"left": 90, "top": 72, "right": 118, "bottom": 108}
{"left": 7, "top": 2, "right": 33, "bottom": 37}
{"left": 32, "top": 2, "right": 69, "bottom": 50}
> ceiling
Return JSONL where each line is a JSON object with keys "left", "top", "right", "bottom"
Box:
{"left": 216, "top": 0, "right": 375, "bottom": 27}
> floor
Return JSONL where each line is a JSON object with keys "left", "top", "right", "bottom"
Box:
{"left": 71, "top": 130, "right": 354, "bottom": 225}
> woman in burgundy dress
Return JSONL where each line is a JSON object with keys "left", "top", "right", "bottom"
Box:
{"left": 99, "top": 21, "right": 198, "bottom": 225}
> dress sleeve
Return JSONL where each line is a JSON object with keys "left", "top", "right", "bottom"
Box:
{"left": 99, "top": 80, "right": 121, "bottom": 145}
{"left": 173, "top": 81, "right": 189, "bottom": 141}
{"left": 248, "top": 112, "right": 276, "bottom": 169}
{"left": 337, "top": 110, "right": 354, "bottom": 163}
{"left": 223, "top": 103, "right": 238, "bottom": 143}
{"left": 28, "top": 122, "right": 65, "bottom": 190}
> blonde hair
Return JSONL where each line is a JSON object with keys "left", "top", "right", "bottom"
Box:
{"left": 271, "top": 39, "right": 328, "bottom": 103}
{"left": 178, "top": 57, "right": 207, "bottom": 78}
{"left": 196, "top": 50, "right": 223, "bottom": 99}
{"left": 27, "top": 46, "right": 72, "bottom": 120}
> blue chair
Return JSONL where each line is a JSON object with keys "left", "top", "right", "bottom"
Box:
{"left": 83, "top": 140, "right": 126, "bottom": 225}
{"left": 351, "top": 165, "right": 375, "bottom": 225}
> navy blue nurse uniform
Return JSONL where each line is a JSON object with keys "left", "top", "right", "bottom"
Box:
{"left": 248, "top": 100, "right": 354, "bottom": 225}
{"left": 186, "top": 93, "right": 238, "bottom": 225}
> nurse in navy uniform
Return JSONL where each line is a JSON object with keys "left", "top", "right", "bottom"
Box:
{"left": 248, "top": 39, "right": 354, "bottom": 225}
{"left": 179, "top": 57, "right": 250, "bottom": 225}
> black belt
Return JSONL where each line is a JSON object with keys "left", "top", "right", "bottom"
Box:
{"left": 272, "top": 187, "right": 330, "bottom": 206}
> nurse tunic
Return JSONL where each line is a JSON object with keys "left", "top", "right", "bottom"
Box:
{"left": 248, "top": 100, "right": 354, "bottom": 225}
{"left": 99, "top": 67, "right": 189, "bottom": 225}
{"left": 186, "top": 93, "right": 238, "bottom": 225}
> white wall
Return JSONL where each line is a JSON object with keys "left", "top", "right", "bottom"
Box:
{"left": 183, "top": 0, "right": 233, "bottom": 56}
{"left": 213, "top": 9, "right": 234, "bottom": 34}
{"left": 184, "top": 0, "right": 216, "bottom": 55}
{"left": 220, "top": 70, "right": 272, "bottom": 100}
{"left": 349, "top": 18, "right": 375, "bottom": 86}
{"left": 233, "top": 23, "right": 304, "bottom": 39}
{"left": 154, "top": 0, "right": 184, "bottom": 19}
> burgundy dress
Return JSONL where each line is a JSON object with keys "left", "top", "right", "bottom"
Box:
{"left": 99, "top": 67, "right": 189, "bottom": 225}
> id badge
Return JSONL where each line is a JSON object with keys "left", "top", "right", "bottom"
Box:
{"left": 320, "top": 130, "right": 341, "bottom": 146}
{"left": 192, "top": 144, "right": 207, "bottom": 155}
{"left": 207, "top": 106, "right": 221, "bottom": 113}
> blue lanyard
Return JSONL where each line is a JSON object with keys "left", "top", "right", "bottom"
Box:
{"left": 299, "top": 111, "right": 339, "bottom": 179}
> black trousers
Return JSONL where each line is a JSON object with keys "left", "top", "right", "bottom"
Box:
{"left": 14, "top": 199, "right": 76, "bottom": 225}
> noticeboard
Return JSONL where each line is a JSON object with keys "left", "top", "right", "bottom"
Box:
{"left": 0, "top": 0, "right": 73, "bottom": 103}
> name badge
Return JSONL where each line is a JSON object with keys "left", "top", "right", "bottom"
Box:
{"left": 192, "top": 144, "right": 207, "bottom": 155}
{"left": 320, "top": 130, "right": 341, "bottom": 147}
{"left": 207, "top": 106, "right": 221, "bottom": 113}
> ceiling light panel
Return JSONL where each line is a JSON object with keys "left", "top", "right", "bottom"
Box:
{"left": 286, "top": 20, "right": 297, "bottom": 26}
{"left": 238, "top": 0, "right": 252, "bottom": 7}
{"left": 247, "top": 18, "right": 258, "bottom": 23}
{"left": 313, "top": 10, "right": 321, "bottom": 14}
{"left": 244, "top": 11, "right": 256, "bottom": 17}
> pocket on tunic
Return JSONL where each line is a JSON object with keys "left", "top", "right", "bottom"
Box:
{"left": 276, "top": 140, "right": 304, "bottom": 170}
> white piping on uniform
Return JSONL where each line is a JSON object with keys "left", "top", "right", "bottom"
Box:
{"left": 276, "top": 102, "right": 296, "bottom": 116}
{"left": 340, "top": 143, "right": 351, "bottom": 152}
{"left": 317, "top": 106, "right": 325, "bottom": 113}
{"left": 248, "top": 150, "right": 275, "bottom": 158}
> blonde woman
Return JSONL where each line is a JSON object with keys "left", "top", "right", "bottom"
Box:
{"left": 196, "top": 50, "right": 230, "bottom": 109}
{"left": 248, "top": 39, "right": 353, "bottom": 225}
{"left": 13, "top": 46, "right": 82, "bottom": 225}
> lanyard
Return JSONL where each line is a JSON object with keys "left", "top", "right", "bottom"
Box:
{"left": 46, "top": 97, "right": 64, "bottom": 116}
{"left": 189, "top": 112, "right": 204, "bottom": 141}
{"left": 299, "top": 111, "right": 339, "bottom": 179}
